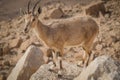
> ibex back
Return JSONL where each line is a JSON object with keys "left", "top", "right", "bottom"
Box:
{"left": 24, "top": 0, "right": 99, "bottom": 70}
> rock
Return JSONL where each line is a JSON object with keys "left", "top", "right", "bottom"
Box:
{"left": 0, "top": 61, "right": 3, "bottom": 66}
{"left": 95, "top": 44, "right": 103, "bottom": 51}
{"left": 49, "top": 7, "right": 64, "bottom": 19}
{"left": 7, "top": 45, "right": 45, "bottom": 80}
{"left": 20, "top": 39, "right": 31, "bottom": 52}
{"left": 85, "top": 1, "right": 107, "bottom": 18}
{"left": 30, "top": 61, "right": 82, "bottom": 80}
{"left": 115, "top": 22, "right": 120, "bottom": 26}
{"left": 0, "top": 75, "right": 4, "bottom": 80}
{"left": 108, "top": 48, "right": 115, "bottom": 55}
{"left": 1, "top": 30, "right": 10, "bottom": 38}
{"left": 105, "top": 14, "right": 110, "bottom": 18}
{"left": 3, "top": 60, "right": 11, "bottom": 66}
{"left": 113, "top": 42, "right": 120, "bottom": 51}
{"left": 0, "top": 43, "right": 9, "bottom": 56}
{"left": 2, "top": 43, "right": 9, "bottom": 56}
{"left": 1, "top": 65, "right": 10, "bottom": 70}
{"left": 106, "top": 36, "right": 113, "bottom": 46}
{"left": 9, "top": 37, "right": 22, "bottom": 49}
{"left": 20, "top": 36, "right": 40, "bottom": 52}
{"left": 0, "top": 47, "right": 3, "bottom": 56}
{"left": 74, "top": 55, "right": 120, "bottom": 80}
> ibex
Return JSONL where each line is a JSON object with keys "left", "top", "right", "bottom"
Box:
{"left": 24, "top": 0, "right": 99, "bottom": 70}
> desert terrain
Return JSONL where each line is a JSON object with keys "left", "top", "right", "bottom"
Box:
{"left": 0, "top": 0, "right": 120, "bottom": 80}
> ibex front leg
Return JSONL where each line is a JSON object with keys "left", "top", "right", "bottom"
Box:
{"left": 53, "top": 53, "right": 63, "bottom": 68}
{"left": 49, "top": 48, "right": 63, "bottom": 72}
{"left": 82, "top": 47, "right": 91, "bottom": 67}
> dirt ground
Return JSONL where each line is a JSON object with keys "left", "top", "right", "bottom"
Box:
{"left": 0, "top": 0, "right": 120, "bottom": 80}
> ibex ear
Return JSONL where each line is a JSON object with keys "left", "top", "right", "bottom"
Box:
{"left": 38, "top": 7, "right": 42, "bottom": 14}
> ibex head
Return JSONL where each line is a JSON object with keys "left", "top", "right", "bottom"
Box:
{"left": 24, "top": 0, "right": 41, "bottom": 33}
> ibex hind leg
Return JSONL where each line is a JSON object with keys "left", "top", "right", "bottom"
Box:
{"left": 49, "top": 51, "right": 63, "bottom": 73}
{"left": 82, "top": 35, "right": 96, "bottom": 67}
{"left": 82, "top": 46, "right": 91, "bottom": 67}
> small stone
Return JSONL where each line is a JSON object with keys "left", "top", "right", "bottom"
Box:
{"left": 112, "top": 42, "right": 120, "bottom": 51}
{"left": 3, "top": 60, "right": 11, "bottom": 66}
{"left": 115, "top": 22, "right": 120, "bottom": 26}
{"left": 2, "top": 43, "right": 9, "bottom": 55}
{"left": 0, "top": 48, "right": 3, "bottom": 56}
{"left": 106, "top": 37, "right": 113, "bottom": 46}
{"left": 105, "top": 14, "right": 110, "bottom": 18}
{"left": 1, "top": 66, "right": 10, "bottom": 70}
{"left": 0, "top": 61, "right": 3, "bottom": 66}
{"left": 77, "top": 61, "right": 83, "bottom": 66}
{"left": 1, "top": 30, "right": 10, "bottom": 37}
{"left": 9, "top": 37, "right": 22, "bottom": 49}
{"left": 49, "top": 62, "right": 55, "bottom": 70}
{"left": 95, "top": 44, "right": 103, "bottom": 51}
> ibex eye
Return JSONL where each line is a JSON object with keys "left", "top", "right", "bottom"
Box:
{"left": 32, "top": 18, "right": 35, "bottom": 21}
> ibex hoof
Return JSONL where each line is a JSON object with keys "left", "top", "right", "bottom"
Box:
{"left": 77, "top": 61, "right": 83, "bottom": 67}
{"left": 49, "top": 66, "right": 60, "bottom": 73}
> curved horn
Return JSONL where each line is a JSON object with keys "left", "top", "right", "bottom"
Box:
{"left": 27, "top": 0, "right": 31, "bottom": 13}
{"left": 32, "top": 0, "right": 41, "bottom": 15}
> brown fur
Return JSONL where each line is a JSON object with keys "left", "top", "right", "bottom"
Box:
{"left": 24, "top": 12, "right": 99, "bottom": 69}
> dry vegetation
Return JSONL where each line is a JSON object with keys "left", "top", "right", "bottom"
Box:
{"left": 0, "top": 0, "right": 120, "bottom": 79}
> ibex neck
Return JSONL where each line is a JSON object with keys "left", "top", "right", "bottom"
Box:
{"left": 33, "top": 20, "right": 48, "bottom": 41}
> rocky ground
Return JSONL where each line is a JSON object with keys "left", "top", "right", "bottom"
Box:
{"left": 0, "top": 0, "right": 120, "bottom": 80}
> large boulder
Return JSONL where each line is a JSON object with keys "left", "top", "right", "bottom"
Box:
{"left": 85, "top": 1, "right": 109, "bottom": 18}
{"left": 74, "top": 55, "right": 120, "bottom": 80}
{"left": 7, "top": 45, "right": 45, "bottom": 80}
{"left": 30, "top": 61, "right": 82, "bottom": 80}
{"left": 49, "top": 7, "right": 64, "bottom": 19}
